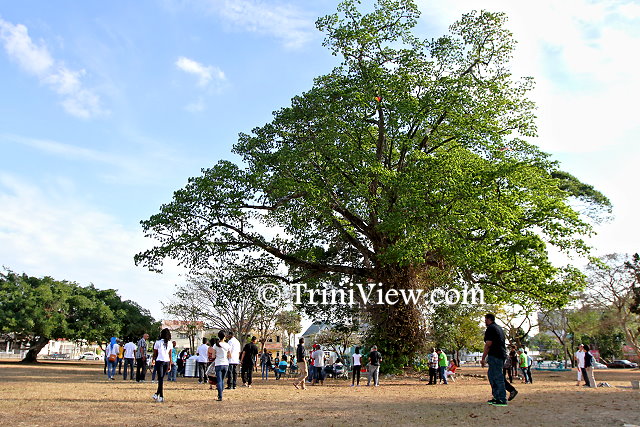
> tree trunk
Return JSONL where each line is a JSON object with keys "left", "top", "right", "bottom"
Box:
{"left": 21, "top": 336, "right": 50, "bottom": 363}
{"left": 366, "top": 265, "right": 428, "bottom": 373}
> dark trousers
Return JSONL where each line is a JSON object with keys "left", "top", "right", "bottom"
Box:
{"left": 117, "top": 357, "right": 123, "bottom": 374}
{"left": 352, "top": 365, "right": 361, "bottom": 385}
{"left": 527, "top": 366, "right": 533, "bottom": 383}
{"left": 135, "top": 357, "right": 147, "bottom": 382}
{"left": 428, "top": 367, "right": 437, "bottom": 384}
{"left": 155, "top": 362, "right": 169, "bottom": 398}
{"left": 196, "top": 361, "right": 207, "bottom": 382}
{"left": 581, "top": 368, "right": 590, "bottom": 387}
{"left": 123, "top": 358, "right": 135, "bottom": 380}
{"left": 227, "top": 363, "right": 238, "bottom": 388}
{"left": 505, "top": 377, "right": 516, "bottom": 393}
{"left": 241, "top": 364, "right": 254, "bottom": 385}
{"left": 503, "top": 366, "right": 513, "bottom": 382}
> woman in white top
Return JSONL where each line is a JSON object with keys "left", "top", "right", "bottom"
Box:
{"left": 152, "top": 328, "right": 173, "bottom": 403}
{"left": 351, "top": 346, "right": 362, "bottom": 386}
{"left": 213, "top": 330, "right": 232, "bottom": 401}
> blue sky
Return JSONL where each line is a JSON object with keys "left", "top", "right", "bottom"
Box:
{"left": 1, "top": 0, "right": 639, "bottom": 319}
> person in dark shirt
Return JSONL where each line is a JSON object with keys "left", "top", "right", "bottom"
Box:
{"left": 293, "top": 337, "right": 307, "bottom": 390}
{"left": 367, "top": 346, "right": 382, "bottom": 386}
{"left": 240, "top": 336, "right": 259, "bottom": 388}
{"left": 482, "top": 313, "right": 511, "bottom": 406}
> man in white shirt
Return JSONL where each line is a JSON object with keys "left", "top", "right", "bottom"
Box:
{"left": 123, "top": 339, "right": 137, "bottom": 381}
{"left": 226, "top": 331, "right": 241, "bottom": 390}
{"left": 574, "top": 344, "right": 586, "bottom": 386}
{"left": 311, "top": 345, "right": 325, "bottom": 386}
{"left": 196, "top": 337, "right": 210, "bottom": 384}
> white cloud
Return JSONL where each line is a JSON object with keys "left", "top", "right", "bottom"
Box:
{"left": 0, "top": 173, "right": 185, "bottom": 318}
{"left": 200, "top": 0, "right": 315, "bottom": 49}
{"left": 416, "top": 0, "right": 640, "bottom": 153}
{"left": 0, "top": 17, "right": 104, "bottom": 119}
{"left": 175, "top": 56, "right": 225, "bottom": 87}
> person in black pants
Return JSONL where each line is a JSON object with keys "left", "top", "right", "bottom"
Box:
{"left": 135, "top": 333, "right": 149, "bottom": 382}
{"left": 351, "top": 346, "right": 362, "bottom": 386}
{"left": 240, "top": 336, "right": 259, "bottom": 387}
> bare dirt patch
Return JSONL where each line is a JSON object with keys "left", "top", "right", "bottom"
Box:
{"left": 1, "top": 361, "right": 639, "bottom": 426}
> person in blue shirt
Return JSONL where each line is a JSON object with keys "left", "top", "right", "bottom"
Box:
{"left": 277, "top": 355, "right": 288, "bottom": 380}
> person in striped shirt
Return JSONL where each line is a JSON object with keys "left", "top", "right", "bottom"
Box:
{"left": 136, "top": 333, "right": 149, "bottom": 382}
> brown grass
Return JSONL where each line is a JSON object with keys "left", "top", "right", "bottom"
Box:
{"left": 1, "top": 361, "right": 639, "bottom": 426}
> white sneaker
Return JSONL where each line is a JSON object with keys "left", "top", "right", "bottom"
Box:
{"left": 152, "top": 393, "right": 158, "bottom": 401}
{"left": 157, "top": 397, "right": 164, "bottom": 403}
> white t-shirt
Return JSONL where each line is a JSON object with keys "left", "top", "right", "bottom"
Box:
{"left": 106, "top": 343, "right": 120, "bottom": 357}
{"left": 352, "top": 353, "right": 362, "bottom": 366}
{"left": 196, "top": 343, "right": 209, "bottom": 363}
{"left": 313, "top": 349, "right": 325, "bottom": 368}
{"left": 214, "top": 342, "right": 231, "bottom": 366}
{"left": 154, "top": 340, "right": 174, "bottom": 362}
{"left": 575, "top": 350, "right": 585, "bottom": 368}
{"left": 228, "top": 337, "right": 241, "bottom": 364}
{"left": 123, "top": 342, "right": 137, "bottom": 359}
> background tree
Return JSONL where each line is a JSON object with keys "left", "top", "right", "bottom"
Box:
{"left": 163, "top": 291, "right": 203, "bottom": 353}
{"left": 0, "top": 270, "right": 156, "bottom": 362}
{"left": 135, "top": 0, "right": 610, "bottom": 370}
{"left": 584, "top": 254, "right": 640, "bottom": 361}
{"left": 254, "top": 305, "right": 281, "bottom": 353}
{"left": 429, "top": 303, "right": 484, "bottom": 363}
{"left": 315, "top": 322, "right": 361, "bottom": 358}
{"left": 275, "top": 310, "right": 302, "bottom": 355}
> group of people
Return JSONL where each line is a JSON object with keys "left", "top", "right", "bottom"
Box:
{"left": 103, "top": 333, "right": 154, "bottom": 383}
{"left": 574, "top": 343, "right": 597, "bottom": 388}
{"left": 426, "top": 348, "right": 457, "bottom": 385}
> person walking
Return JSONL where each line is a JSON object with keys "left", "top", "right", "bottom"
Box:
{"left": 517, "top": 349, "right": 531, "bottom": 384}
{"left": 583, "top": 344, "right": 596, "bottom": 388}
{"left": 123, "top": 338, "right": 137, "bottom": 381}
{"left": 135, "top": 333, "right": 149, "bottom": 382}
{"left": 213, "top": 331, "right": 232, "bottom": 401}
{"left": 196, "top": 337, "right": 209, "bottom": 385}
{"left": 240, "top": 336, "right": 259, "bottom": 388}
{"left": 574, "top": 344, "right": 586, "bottom": 386}
{"left": 428, "top": 348, "right": 438, "bottom": 385}
{"left": 293, "top": 337, "right": 307, "bottom": 390}
{"left": 481, "top": 313, "right": 509, "bottom": 406}
{"left": 436, "top": 349, "right": 448, "bottom": 385}
{"left": 152, "top": 328, "right": 173, "bottom": 403}
{"left": 105, "top": 337, "right": 120, "bottom": 381}
{"left": 366, "top": 346, "right": 382, "bottom": 387}
{"left": 351, "top": 346, "right": 362, "bottom": 387}
{"left": 226, "top": 331, "right": 241, "bottom": 390}
{"left": 168, "top": 341, "right": 178, "bottom": 382}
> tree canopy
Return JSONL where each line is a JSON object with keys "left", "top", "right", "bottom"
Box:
{"left": 135, "top": 0, "right": 610, "bottom": 369}
{"left": 0, "top": 269, "right": 158, "bottom": 362}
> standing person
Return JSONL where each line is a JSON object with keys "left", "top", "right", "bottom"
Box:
{"left": 152, "top": 328, "right": 173, "bottom": 403}
{"left": 168, "top": 341, "right": 178, "bottom": 382}
{"left": 117, "top": 340, "right": 125, "bottom": 375}
{"left": 213, "top": 331, "right": 232, "bottom": 401}
{"left": 260, "top": 351, "right": 272, "bottom": 380}
{"left": 226, "top": 331, "right": 241, "bottom": 390}
{"left": 583, "top": 344, "right": 596, "bottom": 388}
{"left": 135, "top": 333, "right": 149, "bottom": 382}
{"left": 517, "top": 349, "right": 530, "bottom": 384}
{"left": 293, "top": 337, "right": 307, "bottom": 390}
{"left": 428, "top": 348, "right": 438, "bottom": 385}
{"left": 240, "top": 336, "right": 259, "bottom": 388}
{"left": 574, "top": 344, "right": 586, "bottom": 386}
{"left": 105, "top": 337, "right": 120, "bottom": 381}
{"left": 196, "top": 338, "right": 209, "bottom": 385}
{"left": 525, "top": 351, "right": 533, "bottom": 384}
{"left": 437, "top": 349, "right": 448, "bottom": 385}
{"left": 123, "top": 338, "right": 137, "bottom": 381}
{"left": 178, "top": 348, "right": 188, "bottom": 377}
{"left": 481, "top": 313, "right": 509, "bottom": 406}
{"left": 366, "top": 345, "right": 382, "bottom": 387}
{"left": 351, "top": 346, "right": 362, "bottom": 387}
{"left": 502, "top": 351, "right": 513, "bottom": 383}
{"left": 311, "top": 345, "right": 325, "bottom": 386}
{"left": 509, "top": 346, "right": 519, "bottom": 381}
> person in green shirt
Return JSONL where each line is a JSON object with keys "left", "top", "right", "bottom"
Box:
{"left": 517, "top": 349, "right": 530, "bottom": 384}
{"left": 436, "top": 349, "right": 448, "bottom": 384}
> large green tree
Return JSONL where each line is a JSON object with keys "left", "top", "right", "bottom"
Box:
{"left": 135, "top": 0, "right": 609, "bottom": 369}
{"left": 0, "top": 270, "right": 157, "bottom": 362}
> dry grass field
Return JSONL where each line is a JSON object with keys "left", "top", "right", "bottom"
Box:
{"left": 1, "top": 360, "right": 639, "bottom": 426}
